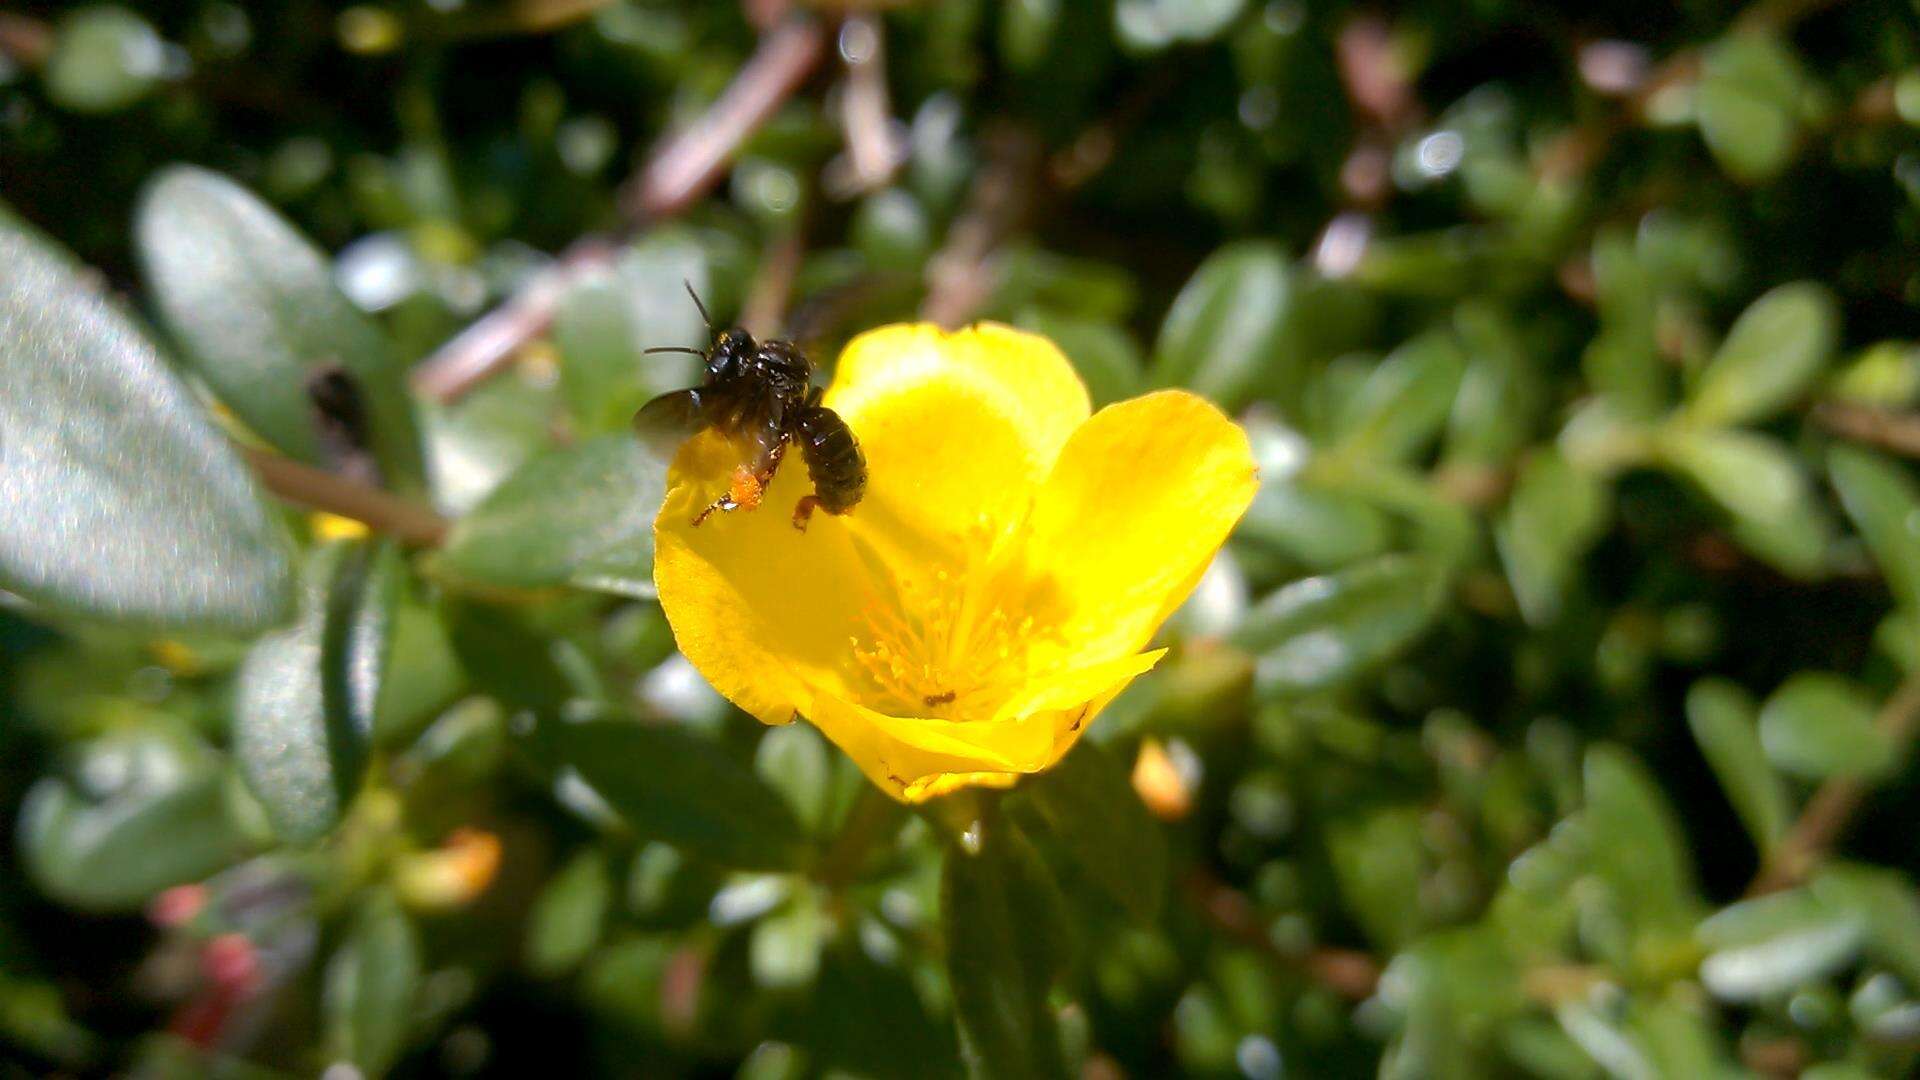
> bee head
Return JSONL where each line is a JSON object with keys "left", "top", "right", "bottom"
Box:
{"left": 708, "top": 329, "right": 756, "bottom": 381}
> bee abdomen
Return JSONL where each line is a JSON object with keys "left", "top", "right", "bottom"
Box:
{"left": 794, "top": 406, "right": 866, "bottom": 513}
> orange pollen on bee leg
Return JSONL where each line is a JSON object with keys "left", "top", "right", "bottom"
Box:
{"left": 729, "top": 466, "right": 765, "bottom": 510}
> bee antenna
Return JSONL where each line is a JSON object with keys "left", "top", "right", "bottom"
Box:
{"left": 682, "top": 280, "right": 713, "bottom": 331}
{"left": 643, "top": 346, "right": 705, "bottom": 357}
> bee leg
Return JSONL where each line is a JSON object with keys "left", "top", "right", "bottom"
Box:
{"left": 791, "top": 494, "right": 822, "bottom": 532}
{"left": 753, "top": 440, "right": 788, "bottom": 490}
{"left": 691, "top": 466, "right": 766, "bottom": 526}
{"left": 690, "top": 494, "right": 736, "bottom": 527}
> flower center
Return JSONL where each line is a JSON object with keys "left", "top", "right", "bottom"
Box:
{"left": 846, "top": 521, "right": 1061, "bottom": 720}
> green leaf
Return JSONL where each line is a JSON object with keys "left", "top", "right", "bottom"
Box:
{"left": 1582, "top": 229, "right": 1668, "bottom": 419}
{"left": 1327, "top": 805, "right": 1429, "bottom": 950}
{"left": 0, "top": 209, "right": 294, "bottom": 630}
{"left": 1685, "top": 282, "right": 1838, "bottom": 427}
{"left": 1660, "top": 427, "right": 1830, "bottom": 578}
{"left": 43, "top": 6, "right": 161, "bottom": 114}
{"left": 750, "top": 884, "right": 827, "bottom": 990}
{"left": 1685, "top": 679, "right": 1791, "bottom": 856}
{"left": 439, "top": 597, "right": 574, "bottom": 711}
{"left": 373, "top": 600, "right": 468, "bottom": 747}
{"left": 1583, "top": 745, "right": 1699, "bottom": 939}
{"left": 754, "top": 722, "right": 834, "bottom": 837}
{"left": 1235, "top": 481, "right": 1395, "bottom": 574}
{"left": 1012, "top": 308, "right": 1143, "bottom": 407}
{"left": 1758, "top": 673, "right": 1895, "bottom": 781}
{"left": 1496, "top": 450, "right": 1610, "bottom": 626}
{"left": 136, "top": 166, "right": 426, "bottom": 492}
{"left": 233, "top": 541, "right": 397, "bottom": 843}
{"left": 419, "top": 369, "right": 560, "bottom": 515}
{"left": 1329, "top": 329, "right": 1466, "bottom": 464}
{"left": 1445, "top": 302, "right": 1544, "bottom": 466}
{"left": 553, "top": 231, "right": 712, "bottom": 437}
{"left": 1696, "top": 890, "right": 1864, "bottom": 1002}
{"left": 1150, "top": 241, "right": 1294, "bottom": 409}
{"left": 1828, "top": 445, "right": 1920, "bottom": 614}
{"left": 1115, "top": 0, "right": 1245, "bottom": 52}
{"left": 943, "top": 820, "right": 1071, "bottom": 1080}
{"left": 556, "top": 719, "right": 809, "bottom": 870}
{"left": 1810, "top": 864, "right": 1920, "bottom": 988}
{"left": 20, "top": 732, "right": 255, "bottom": 912}
{"left": 323, "top": 887, "right": 421, "bottom": 1076}
{"left": 1696, "top": 33, "right": 1808, "bottom": 184}
{"left": 1827, "top": 341, "right": 1920, "bottom": 407}
{"left": 1232, "top": 555, "right": 1448, "bottom": 697}
{"left": 440, "top": 435, "right": 665, "bottom": 599}
{"left": 797, "top": 947, "right": 962, "bottom": 1079}
{"left": 999, "top": 0, "right": 1061, "bottom": 70}
{"left": 1013, "top": 741, "right": 1167, "bottom": 922}
{"left": 526, "top": 848, "right": 614, "bottom": 978}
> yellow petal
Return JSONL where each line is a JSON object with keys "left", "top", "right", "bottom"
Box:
{"left": 1021, "top": 391, "right": 1258, "bottom": 668}
{"left": 807, "top": 649, "right": 1163, "bottom": 802}
{"left": 653, "top": 429, "right": 880, "bottom": 724}
{"left": 823, "top": 323, "right": 1090, "bottom": 571}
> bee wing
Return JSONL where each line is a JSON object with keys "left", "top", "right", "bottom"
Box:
{"left": 632, "top": 388, "right": 710, "bottom": 459}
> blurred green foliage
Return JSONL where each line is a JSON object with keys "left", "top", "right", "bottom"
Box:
{"left": 6, "top": 0, "right": 1920, "bottom": 1076}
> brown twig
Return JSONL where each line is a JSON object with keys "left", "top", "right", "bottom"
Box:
{"left": 239, "top": 446, "right": 450, "bottom": 547}
{"left": 1750, "top": 670, "right": 1920, "bottom": 894}
{"left": 740, "top": 227, "right": 806, "bottom": 339}
{"left": 1813, "top": 401, "right": 1920, "bottom": 460}
{"left": 1186, "top": 873, "right": 1382, "bottom": 1000}
{"left": 618, "top": 16, "right": 828, "bottom": 221}
{"left": 919, "top": 127, "right": 1041, "bottom": 328}
{"left": 0, "top": 13, "right": 52, "bottom": 67}
{"left": 410, "top": 237, "right": 617, "bottom": 404}
{"left": 825, "top": 12, "right": 904, "bottom": 198}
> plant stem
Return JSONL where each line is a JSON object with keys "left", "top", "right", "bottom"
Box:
{"left": 1813, "top": 401, "right": 1920, "bottom": 460}
{"left": 618, "top": 16, "right": 827, "bottom": 221}
{"left": 1750, "top": 669, "right": 1920, "bottom": 894}
{"left": 239, "top": 445, "right": 450, "bottom": 547}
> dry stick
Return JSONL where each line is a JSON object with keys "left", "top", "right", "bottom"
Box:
{"left": 919, "top": 128, "right": 1041, "bottom": 328}
{"left": 1813, "top": 401, "right": 1920, "bottom": 460}
{"left": 1187, "top": 872, "right": 1383, "bottom": 1000}
{"left": 618, "top": 15, "right": 828, "bottom": 221}
{"left": 239, "top": 446, "right": 450, "bottom": 547}
{"left": 409, "top": 16, "right": 827, "bottom": 405}
{"left": 828, "top": 11, "right": 903, "bottom": 197}
{"left": 1750, "top": 670, "right": 1920, "bottom": 895}
{"left": 739, "top": 227, "right": 806, "bottom": 339}
{"left": 0, "top": 13, "right": 52, "bottom": 66}
{"left": 411, "top": 236, "right": 617, "bottom": 404}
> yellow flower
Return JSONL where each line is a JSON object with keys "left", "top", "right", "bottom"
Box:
{"left": 653, "top": 323, "right": 1257, "bottom": 802}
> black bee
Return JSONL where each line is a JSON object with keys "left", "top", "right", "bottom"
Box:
{"left": 634, "top": 287, "right": 866, "bottom": 530}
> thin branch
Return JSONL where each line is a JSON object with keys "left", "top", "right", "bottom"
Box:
{"left": 919, "top": 127, "right": 1040, "bottom": 328}
{"left": 238, "top": 446, "right": 450, "bottom": 547}
{"left": 411, "top": 236, "right": 617, "bottom": 405}
{"left": 740, "top": 227, "right": 806, "bottom": 339}
{"left": 0, "top": 14, "right": 52, "bottom": 67}
{"left": 824, "top": 12, "right": 904, "bottom": 198}
{"left": 1813, "top": 401, "right": 1920, "bottom": 460}
{"left": 618, "top": 16, "right": 828, "bottom": 221}
{"left": 1751, "top": 669, "right": 1920, "bottom": 894}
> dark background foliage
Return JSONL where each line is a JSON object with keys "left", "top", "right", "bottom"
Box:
{"left": 5, "top": 0, "right": 1920, "bottom": 1076}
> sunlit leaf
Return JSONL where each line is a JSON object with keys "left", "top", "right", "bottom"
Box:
{"left": 0, "top": 210, "right": 293, "bottom": 630}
